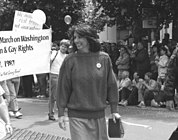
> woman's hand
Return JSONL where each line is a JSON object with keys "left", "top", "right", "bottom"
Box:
{"left": 5, "top": 124, "right": 13, "bottom": 135}
{"left": 58, "top": 116, "right": 67, "bottom": 130}
{"left": 112, "top": 113, "right": 121, "bottom": 123}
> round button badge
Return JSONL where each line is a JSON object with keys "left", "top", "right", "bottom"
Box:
{"left": 96, "top": 63, "right": 101, "bottom": 69}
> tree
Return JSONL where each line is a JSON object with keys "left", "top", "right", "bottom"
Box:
{"left": 96, "top": 0, "right": 178, "bottom": 41}
{"left": 0, "top": 0, "right": 85, "bottom": 41}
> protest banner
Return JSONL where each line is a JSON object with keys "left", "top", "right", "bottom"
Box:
{"left": 12, "top": 10, "right": 43, "bottom": 31}
{"left": 0, "top": 29, "right": 51, "bottom": 81}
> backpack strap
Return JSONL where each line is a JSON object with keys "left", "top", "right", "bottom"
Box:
{"left": 51, "top": 51, "right": 58, "bottom": 65}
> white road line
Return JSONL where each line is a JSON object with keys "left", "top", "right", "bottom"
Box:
{"left": 122, "top": 120, "right": 152, "bottom": 129}
{"left": 106, "top": 119, "right": 152, "bottom": 129}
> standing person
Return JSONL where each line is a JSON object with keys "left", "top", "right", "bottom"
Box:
{"left": 155, "top": 46, "right": 169, "bottom": 90}
{"left": 0, "top": 85, "right": 13, "bottom": 139}
{"left": 110, "top": 43, "right": 119, "bottom": 75}
{"left": 129, "top": 43, "right": 137, "bottom": 79}
{"left": 48, "top": 39, "right": 70, "bottom": 121}
{"left": 164, "top": 46, "right": 178, "bottom": 140}
{"left": 115, "top": 45, "right": 130, "bottom": 80}
{"left": 134, "top": 41, "right": 150, "bottom": 79}
{"left": 6, "top": 77, "right": 22, "bottom": 118}
{"left": 164, "top": 46, "right": 178, "bottom": 110}
{"left": 57, "top": 24, "right": 120, "bottom": 140}
{"left": 149, "top": 44, "right": 159, "bottom": 80}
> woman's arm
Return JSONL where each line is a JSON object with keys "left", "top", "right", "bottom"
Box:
{"left": 0, "top": 95, "right": 13, "bottom": 134}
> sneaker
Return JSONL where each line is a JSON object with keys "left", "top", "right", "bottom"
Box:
{"left": 159, "top": 102, "right": 166, "bottom": 108}
{"left": 48, "top": 114, "right": 56, "bottom": 121}
{"left": 118, "top": 100, "right": 125, "bottom": 105}
{"left": 40, "top": 95, "right": 46, "bottom": 98}
{"left": 137, "top": 102, "right": 145, "bottom": 108}
{"left": 36, "top": 95, "right": 41, "bottom": 98}
{"left": 151, "top": 100, "right": 160, "bottom": 108}
{"left": 14, "top": 111, "right": 23, "bottom": 118}
{"left": 122, "top": 100, "right": 128, "bottom": 106}
{"left": 9, "top": 111, "right": 15, "bottom": 117}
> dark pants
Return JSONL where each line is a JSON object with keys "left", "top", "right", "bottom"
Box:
{"left": 36, "top": 73, "right": 48, "bottom": 97}
{"left": 156, "top": 90, "right": 166, "bottom": 103}
{"left": 143, "top": 89, "right": 155, "bottom": 106}
{"left": 22, "top": 75, "right": 34, "bottom": 97}
{"left": 120, "top": 87, "right": 131, "bottom": 101}
{"left": 127, "top": 87, "right": 139, "bottom": 105}
{"left": 120, "top": 87, "right": 138, "bottom": 105}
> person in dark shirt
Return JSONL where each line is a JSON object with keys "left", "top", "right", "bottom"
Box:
{"left": 134, "top": 41, "right": 150, "bottom": 79}
{"left": 164, "top": 46, "right": 178, "bottom": 110}
{"left": 56, "top": 23, "right": 121, "bottom": 140}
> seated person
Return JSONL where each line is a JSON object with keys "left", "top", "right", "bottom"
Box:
{"left": 132, "top": 72, "right": 145, "bottom": 105}
{"left": 119, "top": 72, "right": 142, "bottom": 106}
{"left": 118, "top": 71, "right": 132, "bottom": 106}
{"left": 0, "top": 85, "right": 13, "bottom": 139}
{"left": 138, "top": 72, "right": 160, "bottom": 107}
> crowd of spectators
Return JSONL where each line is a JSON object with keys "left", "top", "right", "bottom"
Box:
{"left": 101, "top": 33, "right": 178, "bottom": 109}
{"left": 3, "top": 33, "right": 177, "bottom": 111}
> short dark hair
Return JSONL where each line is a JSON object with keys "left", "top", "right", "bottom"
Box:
{"left": 68, "top": 23, "right": 101, "bottom": 52}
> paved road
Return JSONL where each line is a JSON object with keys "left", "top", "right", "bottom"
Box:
{"left": 2, "top": 98, "right": 178, "bottom": 140}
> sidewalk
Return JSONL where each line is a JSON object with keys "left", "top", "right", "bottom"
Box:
{"left": 2, "top": 98, "right": 71, "bottom": 140}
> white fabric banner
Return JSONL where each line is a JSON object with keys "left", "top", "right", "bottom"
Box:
{"left": 13, "top": 10, "right": 43, "bottom": 31}
{"left": 0, "top": 29, "right": 51, "bottom": 81}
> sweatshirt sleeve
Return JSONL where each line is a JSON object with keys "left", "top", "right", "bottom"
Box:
{"left": 106, "top": 57, "right": 118, "bottom": 113}
{"left": 56, "top": 58, "right": 72, "bottom": 117}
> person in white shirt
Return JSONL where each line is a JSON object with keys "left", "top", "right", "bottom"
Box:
{"left": 155, "top": 46, "right": 169, "bottom": 90}
{"left": 118, "top": 71, "right": 132, "bottom": 105}
{"left": 48, "top": 39, "right": 70, "bottom": 121}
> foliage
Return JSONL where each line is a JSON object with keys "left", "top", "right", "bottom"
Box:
{"left": 1, "top": 0, "right": 177, "bottom": 40}
{"left": 96, "top": 0, "right": 178, "bottom": 39}
{"left": 0, "top": 0, "right": 85, "bottom": 41}
{"left": 76, "top": 0, "right": 108, "bottom": 32}
{"left": 96, "top": 0, "right": 178, "bottom": 27}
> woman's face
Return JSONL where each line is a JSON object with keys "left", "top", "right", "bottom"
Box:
{"left": 74, "top": 32, "right": 89, "bottom": 52}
